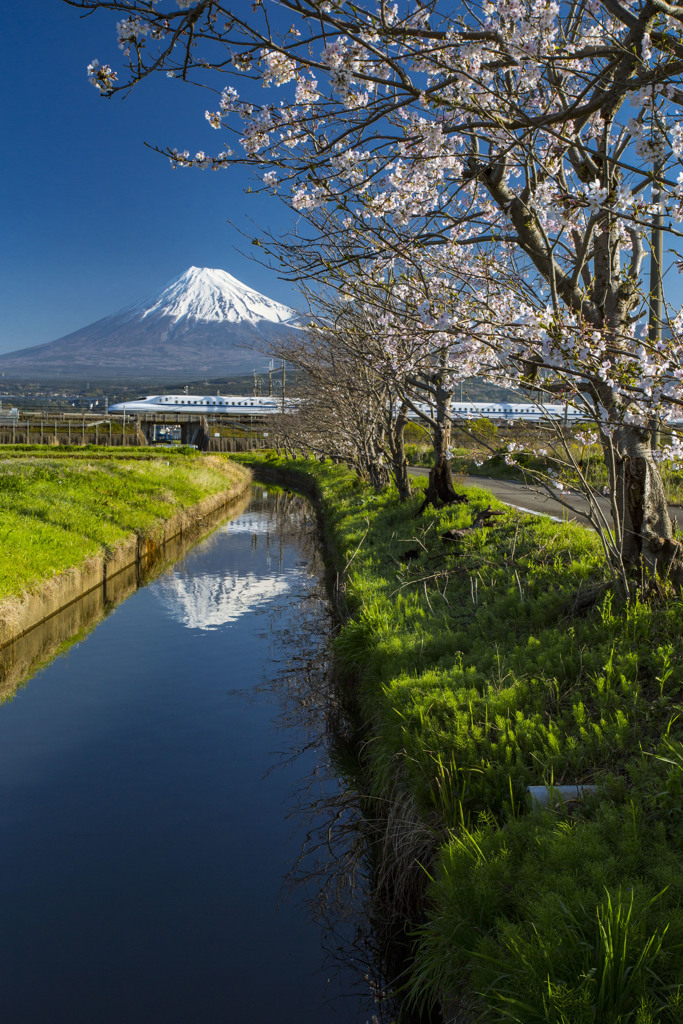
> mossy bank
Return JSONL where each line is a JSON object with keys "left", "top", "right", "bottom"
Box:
{"left": 0, "top": 449, "right": 251, "bottom": 647}
{"left": 235, "top": 453, "right": 683, "bottom": 1024}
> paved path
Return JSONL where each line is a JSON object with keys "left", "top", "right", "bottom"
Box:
{"left": 409, "top": 466, "right": 683, "bottom": 530}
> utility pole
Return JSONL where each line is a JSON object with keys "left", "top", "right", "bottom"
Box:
{"left": 281, "top": 361, "right": 286, "bottom": 414}
{"left": 648, "top": 158, "right": 664, "bottom": 451}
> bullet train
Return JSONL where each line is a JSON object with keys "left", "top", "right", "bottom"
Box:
{"left": 107, "top": 393, "right": 584, "bottom": 422}
{"left": 409, "top": 401, "right": 584, "bottom": 422}
{"left": 108, "top": 394, "right": 295, "bottom": 414}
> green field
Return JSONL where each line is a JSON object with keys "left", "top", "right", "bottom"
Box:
{"left": 0, "top": 448, "right": 248, "bottom": 601}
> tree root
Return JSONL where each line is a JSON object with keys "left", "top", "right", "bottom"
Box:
{"left": 441, "top": 506, "right": 505, "bottom": 542}
{"left": 567, "top": 579, "right": 611, "bottom": 616}
{"left": 416, "top": 466, "right": 468, "bottom": 515}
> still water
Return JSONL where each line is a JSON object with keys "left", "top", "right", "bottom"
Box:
{"left": 0, "top": 487, "right": 368, "bottom": 1024}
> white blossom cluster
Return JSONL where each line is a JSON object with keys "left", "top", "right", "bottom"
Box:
{"left": 116, "top": 16, "right": 150, "bottom": 52}
{"left": 169, "top": 147, "right": 233, "bottom": 170}
{"left": 87, "top": 59, "right": 117, "bottom": 93}
{"left": 261, "top": 49, "right": 298, "bottom": 87}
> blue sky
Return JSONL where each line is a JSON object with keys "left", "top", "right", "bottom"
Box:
{"left": 3, "top": 3, "right": 683, "bottom": 357}
{"left": 0, "top": 1, "right": 298, "bottom": 355}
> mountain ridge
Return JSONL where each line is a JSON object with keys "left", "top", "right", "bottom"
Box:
{"left": 0, "top": 267, "right": 298, "bottom": 382}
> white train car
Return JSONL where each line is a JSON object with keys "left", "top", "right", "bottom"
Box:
{"left": 108, "top": 394, "right": 294, "bottom": 415}
{"left": 409, "top": 401, "right": 584, "bottom": 423}
{"left": 107, "top": 394, "right": 583, "bottom": 423}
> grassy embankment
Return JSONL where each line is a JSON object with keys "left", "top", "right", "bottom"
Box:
{"left": 0, "top": 448, "right": 249, "bottom": 602}
{"left": 237, "top": 453, "right": 683, "bottom": 1024}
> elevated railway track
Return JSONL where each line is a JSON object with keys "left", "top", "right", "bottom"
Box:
{"left": 0, "top": 393, "right": 607, "bottom": 450}
{"left": 0, "top": 407, "right": 270, "bottom": 451}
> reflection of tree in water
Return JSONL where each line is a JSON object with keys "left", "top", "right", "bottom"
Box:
{"left": 252, "top": 490, "right": 407, "bottom": 1024}
{"left": 246, "top": 487, "right": 319, "bottom": 552}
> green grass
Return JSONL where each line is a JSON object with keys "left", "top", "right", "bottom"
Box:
{"left": 235, "top": 453, "right": 683, "bottom": 1023}
{"left": 0, "top": 449, "right": 248, "bottom": 601}
{"left": 0, "top": 444, "right": 198, "bottom": 460}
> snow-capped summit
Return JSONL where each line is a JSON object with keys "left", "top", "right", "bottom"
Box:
{"left": 133, "top": 267, "right": 296, "bottom": 328}
{"left": 0, "top": 267, "right": 299, "bottom": 381}
{"left": 156, "top": 569, "right": 295, "bottom": 630}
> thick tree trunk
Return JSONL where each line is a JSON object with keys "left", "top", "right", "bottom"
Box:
{"left": 367, "top": 459, "right": 390, "bottom": 490}
{"left": 610, "top": 425, "right": 679, "bottom": 576}
{"left": 389, "top": 403, "right": 412, "bottom": 502}
{"left": 430, "top": 385, "right": 459, "bottom": 504}
{"left": 417, "top": 384, "right": 467, "bottom": 513}
{"left": 430, "top": 454, "right": 459, "bottom": 504}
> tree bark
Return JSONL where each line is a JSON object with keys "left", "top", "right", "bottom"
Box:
{"left": 430, "top": 382, "right": 459, "bottom": 504}
{"left": 388, "top": 403, "right": 412, "bottom": 501}
{"left": 610, "top": 425, "right": 679, "bottom": 576}
{"left": 367, "top": 458, "right": 390, "bottom": 490}
{"left": 417, "top": 384, "right": 468, "bottom": 513}
{"left": 430, "top": 456, "right": 460, "bottom": 504}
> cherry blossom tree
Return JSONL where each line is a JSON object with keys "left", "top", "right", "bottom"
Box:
{"left": 246, "top": 205, "right": 509, "bottom": 502}
{"left": 269, "top": 307, "right": 400, "bottom": 488}
{"left": 294, "top": 283, "right": 415, "bottom": 496}
{"left": 66, "top": 0, "right": 683, "bottom": 585}
{"left": 310, "top": 259, "right": 499, "bottom": 506}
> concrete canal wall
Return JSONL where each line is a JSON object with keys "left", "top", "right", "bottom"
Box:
{"left": 0, "top": 470, "right": 252, "bottom": 650}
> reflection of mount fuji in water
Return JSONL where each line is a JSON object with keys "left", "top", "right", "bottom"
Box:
{"left": 156, "top": 570, "right": 294, "bottom": 630}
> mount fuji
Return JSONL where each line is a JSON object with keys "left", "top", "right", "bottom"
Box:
{"left": 0, "top": 267, "right": 299, "bottom": 380}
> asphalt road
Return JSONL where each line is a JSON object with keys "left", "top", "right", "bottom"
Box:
{"left": 409, "top": 466, "right": 683, "bottom": 530}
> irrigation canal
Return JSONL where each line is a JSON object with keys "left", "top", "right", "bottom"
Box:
{"left": 0, "top": 486, "right": 374, "bottom": 1024}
